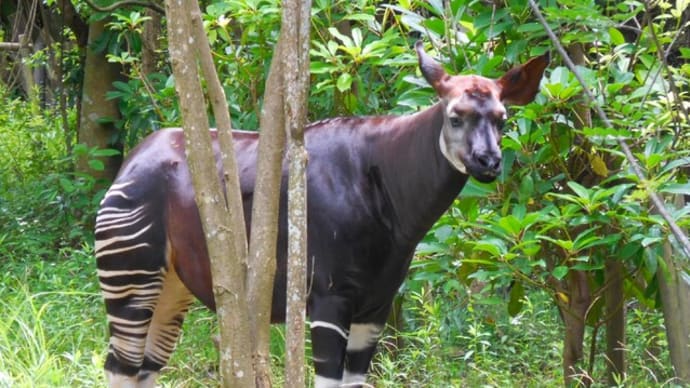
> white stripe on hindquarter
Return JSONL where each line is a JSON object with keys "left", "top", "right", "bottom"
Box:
{"left": 95, "top": 210, "right": 149, "bottom": 233}
{"left": 97, "top": 269, "right": 162, "bottom": 278}
{"left": 97, "top": 203, "right": 145, "bottom": 217}
{"left": 95, "top": 223, "right": 153, "bottom": 253}
{"left": 95, "top": 243, "right": 152, "bottom": 258}
{"left": 99, "top": 181, "right": 135, "bottom": 205}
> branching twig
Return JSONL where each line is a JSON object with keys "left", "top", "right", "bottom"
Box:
{"left": 83, "top": 0, "right": 164, "bottom": 14}
{"left": 643, "top": 0, "right": 690, "bottom": 147}
{"left": 527, "top": 0, "right": 690, "bottom": 259}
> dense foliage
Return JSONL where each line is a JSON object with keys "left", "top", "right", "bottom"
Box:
{"left": 1, "top": 0, "right": 689, "bottom": 386}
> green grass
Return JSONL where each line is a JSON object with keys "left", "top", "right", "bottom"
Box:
{"left": 0, "top": 259, "right": 105, "bottom": 387}
{"left": 0, "top": 244, "right": 678, "bottom": 387}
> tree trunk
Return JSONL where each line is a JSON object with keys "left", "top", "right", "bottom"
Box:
{"left": 560, "top": 270, "right": 591, "bottom": 384}
{"left": 17, "top": 33, "right": 36, "bottom": 103}
{"left": 164, "top": 1, "right": 253, "bottom": 386}
{"left": 558, "top": 43, "right": 596, "bottom": 387}
{"left": 141, "top": 8, "right": 161, "bottom": 76}
{"left": 246, "top": 35, "right": 286, "bottom": 388}
{"left": 658, "top": 197, "right": 690, "bottom": 384}
{"left": 77, "top": 19, "right": 122, "bottom": 181}
{"left": 283, "top": 0, "right": 312, "bottom": 385}
{"left": 604, "top": 260, "right": 626, "bottom": 384}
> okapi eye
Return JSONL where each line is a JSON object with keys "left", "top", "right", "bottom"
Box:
{"left": 449, "top": 116, "right": 463, "bottom": 127}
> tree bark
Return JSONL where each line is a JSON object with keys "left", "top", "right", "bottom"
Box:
{"left": 141, "top": 8, "right": 161, "bottom": 76}
{"left": 557, "top": 43, "right": 596, "bottom": 386}
{"left": 164, "top": 1, "right": 253, "bottom": 386}
{"left": 560, "top": 270, "right": 591, "bottom": 385}
{"left": 283, "top": 0, "right": 312, "bottom": 385}
{"left": 658, "top": 197, "right": 690, "bottom": 384}
{"left": 246, "top": 35, "right": 286, "bottom": 388}
{"left": 77, "top": 19, "right": 122, "bottom": 181}
{"left": 604, "top": 260, "right": 626, "bottom": 384}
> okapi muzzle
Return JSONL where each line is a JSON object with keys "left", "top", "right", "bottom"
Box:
{"left": 416, "top": 41, "right": 549, "bottom": 183}
{"left": 95, "top": 42, "right": 548, "bottom": 388}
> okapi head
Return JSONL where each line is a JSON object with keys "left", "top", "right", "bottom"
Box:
{"left": 415, "top": 41, "right": 549, "bottom": 182}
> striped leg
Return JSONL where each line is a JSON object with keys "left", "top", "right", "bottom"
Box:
{"left": 137, "top": 265, "right": 195, "bottom": 387}
{"left": 96, "top": 181, "right": 168, "bottom": 387}
{"left": 310, "top": 295, "right": 352, "bottom": 388}
{"left": 99, "top": 266, "right": 164, "bottom": 386}
{"left": 343, "top": 323, "right": 384, "bottom": 386}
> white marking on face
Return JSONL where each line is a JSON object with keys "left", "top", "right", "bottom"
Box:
{"left": 439, "top": 134, "right": 467, "bottom": 174}
{"left": 346, "top": 323, "right": 383, "bottom": 352}
{"left": 314, "top": 374, "right": 342, "bottom": 388}
{"left": 439, "top": 86, "right": 507, "bottom": 175}
{"left": 310, "top": 321, "right": 349, "bottom": 340}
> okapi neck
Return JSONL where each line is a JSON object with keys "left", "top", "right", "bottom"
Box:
{"left": 373, "top": 102, "right": 468, "bottom": 244}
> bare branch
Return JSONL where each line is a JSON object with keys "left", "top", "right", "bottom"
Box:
{"left": 527, "top": 0, "right": 690, "bottom": 259}
{"left": 83, "top": 0, "right": 164, "bottom": 14}
{"left": 643, "top": 0, "right": 690, "bottom": 147}
{"left": 0, "top": 42, "right": 28, "bottom": 50}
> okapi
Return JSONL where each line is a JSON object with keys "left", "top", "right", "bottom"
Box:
{"left": 95, "top": 42, "right": 548, "bottom": 387}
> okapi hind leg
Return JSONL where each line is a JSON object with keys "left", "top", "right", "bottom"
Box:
{"left": 96, "top": 180, "right": 169, "bottom": 387}
{"left": 137, "top": 259, "right": 195, "bottom": 388}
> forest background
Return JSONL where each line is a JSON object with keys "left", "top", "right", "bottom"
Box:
{"left": 0, "top": 0, "right": 689, "bottom": 386}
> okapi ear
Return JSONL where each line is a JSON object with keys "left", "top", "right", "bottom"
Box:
{"left": 496, "top": 52, "right": 550, "bottom": 106}
{"left": 416, "top": 41, "right": 450, "bottom": 95}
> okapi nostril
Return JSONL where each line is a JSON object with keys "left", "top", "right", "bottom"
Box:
{"left": 476, "top": 154, "right": 501, "bottom": 170}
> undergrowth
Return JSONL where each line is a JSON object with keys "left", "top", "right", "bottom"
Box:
{"left": 0, "top": 246, "right": 675, "bottom": 387}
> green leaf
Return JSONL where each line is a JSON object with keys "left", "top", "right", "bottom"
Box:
{"left": 91, "top": 148, "right": 121, "bottom": 157}
{"left": 680, "top": 47, "right": 690, "bottom": 59}
{"left": 539, "top": 236, "right": 574, "bottom": 252}
{"left": 328, "top": 27, "right": 354, "bottom": 47}
{"left": 608, "top": 27, "right": 625, "bottom": 45}
{"left": 497, "top": 215, "right": 522, "bottom": 237}
{"left": 518, "top": 175, "right": 534, "bottom": 202}
{"left": 552, "top": 266, "right": 569, "bottom": 280}
{"left": 461, "top": 179, "right": 496, "bottom": 197}
{"left": 508, "top": 281, "right": 525, "bottom": 316}
{"left": 567, "top": 181, "right": 590, "bottom": 199}
{"left": 517, "top": 22, "right": 544, "bottom": 33}
{"left": 659, "top": 156, "right": 690, "bottom": 175}
{"left": 336, "top": 73, "right": 353, "bottom": 92}
{"left": 473, "top": 242, "right": 502, "bottom": 257}
{"left": 660, "top": 183, "right": 690, "bottom": 195}
{"left": 59, "top": 177, "right": 75, "bottom": 193}
{"left": 88, "top": 159, "right": 105, "bottom": 171}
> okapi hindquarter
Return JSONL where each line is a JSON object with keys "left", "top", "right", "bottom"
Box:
{"left": 95, "top": 42, "right": 549, "bottom": 388}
